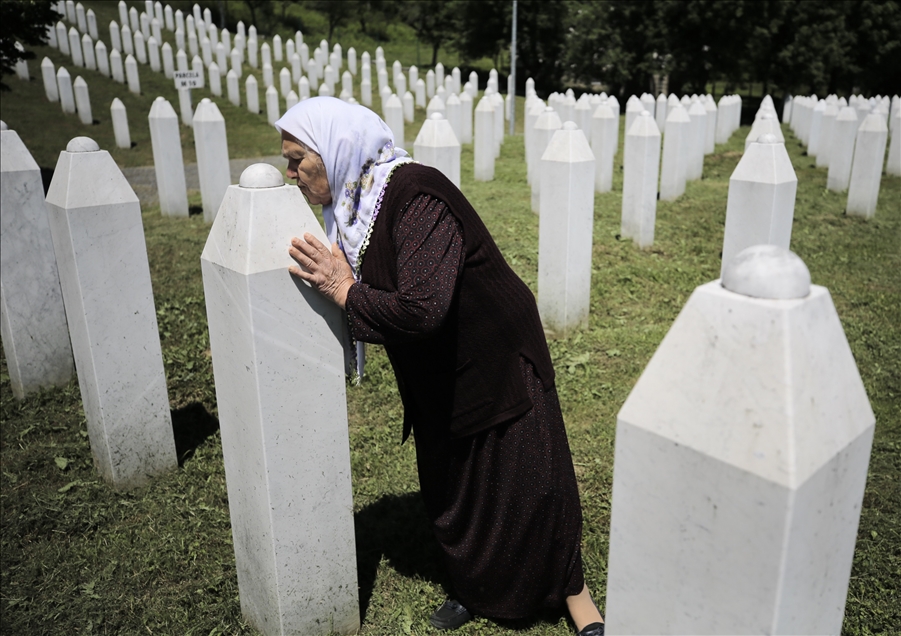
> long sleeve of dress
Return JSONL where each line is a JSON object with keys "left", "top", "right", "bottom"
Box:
{"left": 345, "top": 193, "right": 464, "bottom": 345}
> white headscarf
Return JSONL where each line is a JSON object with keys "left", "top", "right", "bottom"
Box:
{"left": 274, "top": 96, "right": 412, "bottom": 277}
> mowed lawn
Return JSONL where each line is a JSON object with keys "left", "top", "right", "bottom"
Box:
{"left": 2, "top": 6, "right": 900, "bottom": 635}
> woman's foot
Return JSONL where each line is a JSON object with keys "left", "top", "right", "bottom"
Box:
{"left": 566, "top": 583, "right": 604, "bottom": 633}
{"left": 429, "top": 598, "right": 473, "bottom": 630}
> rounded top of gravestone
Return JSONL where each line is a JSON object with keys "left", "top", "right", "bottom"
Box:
{"left": 640, "top": 110, "right": 650, "bottom": 117}
{"left": 201, "top": 97, "right": 211, "bottom": 104}
{"left": 239, "top": 163, "right": 285, "bottom": 188}
{"left": 722, "top": 245, "right": 810, "bottom": 299}
{"left": 430, "top": 112, "right": 445, "bottom": 120}
{"left": 0, "top": 120, "right": 8, "bottom": 131}
{"left": 563, "top": 121, "right": 579, "bottom": 130}
{"left": 757, "top": 133, "right": 779, "bottom": 144}
{"left": 66, "top": 136, "right": 100, "bottom": 152}
{"left": 759, "top": 112, "right": 775, "bottom": 120}
{"left": 545, "top": 106, "right": 554, "bottom": 112}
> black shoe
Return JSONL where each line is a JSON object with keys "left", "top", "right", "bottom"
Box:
{"left": 429, "top": 599, "right": 473, "bottom": 630}
{"left": 577, "top": 621, "right": 605, "bottom": 636}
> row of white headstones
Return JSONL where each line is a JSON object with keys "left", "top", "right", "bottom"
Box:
{"left": 0, "top": 109, "right": 881, "bottom": 633}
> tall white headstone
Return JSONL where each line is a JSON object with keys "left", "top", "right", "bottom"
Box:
{"left": 265, "top": 84, "right": 280, "bottom": 125}
{"left": 110, "top": 48, "right": 124, "bottom": 83}
{"left": 0, "top": 129, "right": 74, "bottom": 399}
{"left": 57, "top": 66, "right": 76, "bottom": 114}
{"left": 384, "top": 93, "right": 404, "bottom": 148}
{"left": 826, "top": 106, "right": 859, "bottom": 192}
{"left": 201, "top": 163, "right": 359, "bottom": 636}
{"left": 474, "top": 95, "right": 495, "bottom": 181}
{"left": 459, "top": 90, "right": 473, "bottom": 144}
{"left": 538, "top": 122, "right": 595, "bottom": 337}
{"left": 703, "top": 97, "right": 717, "bottom": 154}
{"left": 621, "top": 112, "right": 661, "bottom": 248}
{"left": 591, "top": 102, "right": 616, "bottom": 193}
{"left": 886, "top": 109, "right": 901, "bottom": 176}
{"left": 686, "top": 101, "right": 707, "bottom": 181}
{"left": 246, "top": 74, "right": 259, "bottom": 113}
{"left": 606, "top": 245, "right": 874, "bottom": 636}
{"left": 41, "top": 57, "right": 59, "bottom": 102}
{"left": 531, "top": 107, "right": 563, "bottom": 211}
{"left": 720, "top": 135, "right": 797, "bottom": 277}
{"left": 125, "top": 53, "right": 140, "bottom": 94}
{"left": 659, "top": 105, "right": 691, "bottom": 201}
{"left": 110, "top": 97, "right": 130, "bottom": 148}
{"left": 95, "top": 40, "right": 109, "bottom": 77}
{"left": 414, "top": 113, "right": 460, "bottom": 188}
{"left": 72, "top": 76, "right": 92, "bottom": 125}
{"left": 846, "top": 112, "right": 888, "bottom": 218}
{"left": 148, "top": 97, "right": 188, "bottom": 217}
{"left": 46, "top": 136, "right": 177, "bottom": 488}
{"left": 193, "top": 98, "right": 230, "bottom": 223}
{"left": 227, "top": 69, "right": 240, "bottom": 106}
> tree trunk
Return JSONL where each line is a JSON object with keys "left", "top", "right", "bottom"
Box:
{"left": 431, "top": 41, "right": 440, "bottom": 67}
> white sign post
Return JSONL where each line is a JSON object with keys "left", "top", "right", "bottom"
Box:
{"left": 174, "top": 69, "right": 202, "bottom": 89}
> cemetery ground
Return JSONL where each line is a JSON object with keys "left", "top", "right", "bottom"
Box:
{"left": 2, "top": 15, "right": 900, "bottom": 636}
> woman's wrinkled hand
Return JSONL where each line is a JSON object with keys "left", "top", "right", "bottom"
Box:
{"left": 288, "top": 233, "right": 356, "bottom": 309}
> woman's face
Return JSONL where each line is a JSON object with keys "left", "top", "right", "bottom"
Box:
{"left": 281, "top": 133, "right": 332, "bottom": 206}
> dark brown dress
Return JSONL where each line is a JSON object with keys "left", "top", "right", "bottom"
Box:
{"left": 345, "top": 184, "right": 584, "bottom": 619}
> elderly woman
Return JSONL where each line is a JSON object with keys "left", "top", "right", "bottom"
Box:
{"left": 276, "top": 97, "right": 604, "bottom": 636}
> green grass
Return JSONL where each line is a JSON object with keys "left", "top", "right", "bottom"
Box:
{"left": 2, "top": 4, "right": 900, "bottom": 635}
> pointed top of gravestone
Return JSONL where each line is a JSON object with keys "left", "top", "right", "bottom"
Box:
{"left": 757, "top": 133, "right": 778, "bottom": 143}
{"left": 542, "top": 121, "right": 594, "bottom": 163}
{"left": 111, "top": 97, "right": 125, "bottom": 111}
{"left": 628, "top": 110, "right": 660, "bottom": 137}
{"left": 722, "top": 245, "right": 810, "bottom": 299}
{"left": 73, "top": 75, "right": 86, "bottom": 87}
{"left": 593, "top": 103, "right": 614, "bottom": 119}
{"left": 430, "top": 112, "right": 444, "bottom": 120}
{"left": 688, "top": 101, "right": 706, "bottom": 115}
{"left": 66, "top": 136, "right": 100, "bottom": 152}
{"left": 42, "top": 56, "right": 54, "bottom": 69}
{"left": 239, "top": 163, "right": 284, "bottom": 188}
{"left": 665, "top": 104, "right": 690, "bottom": 123}
{"left": 246, "top": 74, "right": 257, "bottom": 87}
{"left": 0, "top": 120, "right": 7, "bottom": 131}
{"left": 732, "top": 136, "right": 796, "bottom": 185}
{"left": 57, "top": 66, "right": 70, "bottom": 78}
{"left": 859, "top": 111, "right": 888, "bottom": 132}
{"left": 836, "top": 106, "right": 858, "bottom": 122}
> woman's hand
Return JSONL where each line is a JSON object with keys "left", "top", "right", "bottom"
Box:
{"left": 288, "top": 233, "right": 355, "bottom": 309}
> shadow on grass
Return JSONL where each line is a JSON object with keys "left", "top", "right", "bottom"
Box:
{"left": 354, "top": 491, "right": 449, "bottom": 623}
{"left": 353, "top": 492, "right": 571, "bottom": 631}
{"left": 171, "top": 402, "right": 220, "bottom": 466}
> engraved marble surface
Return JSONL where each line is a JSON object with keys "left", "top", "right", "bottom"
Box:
{"left": 0, "top": 129, "right": 74, "bottom": 398}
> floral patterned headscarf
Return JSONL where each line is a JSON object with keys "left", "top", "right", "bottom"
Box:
{"left": 275, "top": 96, "right": 412, "bottom": 277}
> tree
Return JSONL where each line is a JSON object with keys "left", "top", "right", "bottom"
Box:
{"left": 0, "top": 0, "right": 59, "bottom": 91}
{"left": 307, "top": 0, "right": 353, "bottom": 41}
{"left": 399, "top": 0, "right": 461, "bottom": 67}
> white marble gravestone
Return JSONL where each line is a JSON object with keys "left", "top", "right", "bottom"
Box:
{"left": 110, "top": 48, "right": 124, "bottom": 83}
{"left": 125, "top": 53, "right": 140, "bottom": 94}
{"left": 41, "top": 57, "right": 59, "bottom": 102}
{"left": 246, "top": 74, "right": 259, "bottom": 113}
{"left": 885, "top": 109, "right": 900, "bottom": 176}
{"left": 621, "top": 112, "right": 661, "bottom": 248}
{"left": 201, "top": 163, "right": 359, "bottom": 636}
{"left": 402, "top": 90, "right": 414, "bottom": 123}
{"left": 703, "top": 97, "right": 717, "bottom": 154}
{"left": 414, "top": 113, "right": 460, "bottom": 188}
{"left": 384, "top": 93, "right": 404, "bottom": 148}
{"left": 538, "top": 122, "right": 595, "bottom": 337}
{"left": 73, "top": 76, "right": 92, "bottom": 125}
{"left": 591, "top": 102, "right": 616, "bottom": 193}
{"left": 81, "top": 34, "right": 96, "bottom": 71}
{"left": 720, "top": 135, "right": 796, "bottom": 277}
{"left": 474, "top": 95, "right": 495, "bottom": 181}
{"left": 45, "top": 136, "right": 176, "bottom": 488}
{"left": 227, "top": 69, "right": 240, "bottom": 106}
{"left": 530, "top": 105, "right": 565, "bottom": 209}
{"left": 57, "top": 67, "right": 76, "bottom": 114}
{"left": 111, "top": 97, "right": 130, "bottom": 148}
{"left": 655, "top": 93, "right": 667, "bottom": 134}
{"left": 265, "top": 85, "right": 280, "bottom": 125}
{"left": 68, "top": 27, "right": 84, "bottom": 67}
{"left": 149, "top": 97, "right": 188, "bottom": 217}
{"left": 846, "top": 112, "right": 888, "bottom": 218}
{"left": 659, "top": 104, "right": 691, "bottom": 201}
{"left": 816, "top": 103, "right": 839, "bottom": 168}
{"left": 0, "top": 129, "right": 74, "bottom": 399}
{"left": 606, "top": 245, "right": 875, "bottom": 636}
{"left": 826, "top": 106, "right": 859, "bottom": 192}
{"left": 625, "top": 95, "right": 643, "bottom": 137}
{"left": 209, "top": 62, "right": 222, "bottom": 96}
{"left": 459, "top": 89, "right": 473, "bottom": 144}
{"left": 686, "top": 101, "right": 707, "bottom": 181}
{"left": 193, "top": 98, "right": 230, "bottom": 223}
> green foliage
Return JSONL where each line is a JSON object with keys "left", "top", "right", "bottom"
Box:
{"left": 0, "top": 0, "right": 60, "bottom": 91}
